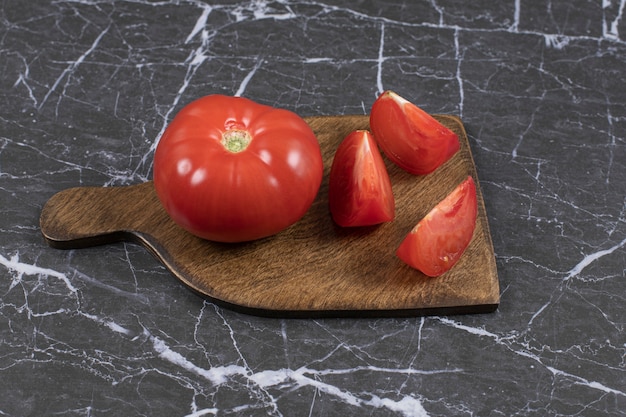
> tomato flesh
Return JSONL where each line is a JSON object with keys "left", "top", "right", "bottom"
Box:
{"left": 396, "top": 176, "right": 477, "bottom": 277}
{"left": 153, "top": 95, "right": 323, "bottom": 243}
{"left": 328, "top": 130, "right": 394, "bottom": 227}
{"left": 369, "top": 90, "right": 460, "bottom": 175}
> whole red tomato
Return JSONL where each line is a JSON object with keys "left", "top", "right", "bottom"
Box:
{"left": 396, "top": 176, "right": 477, "bottom": 277}
{"left": 369, "top": 90, "right": 459, "bottom": 175}
{"left": 328, "top": 130, "right": 394, "bottom": 227}
{"left": 153, "top": 95, "right": 323, "bottom": 243}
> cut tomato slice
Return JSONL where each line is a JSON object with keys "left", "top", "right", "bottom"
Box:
{"left": 328, "top": 130, "right": 395, "bottom": 227}
{"left": 369, "top": 90, "right": 460, "bottom": 175}
{"left": 396, "top": 176, "right": 477, "bottom": 277}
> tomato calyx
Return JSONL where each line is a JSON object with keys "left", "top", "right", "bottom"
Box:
{"left": 221, "top": 129, "right": 252, "bottom": 153}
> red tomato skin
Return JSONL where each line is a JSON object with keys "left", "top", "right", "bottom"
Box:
{"left": 369, "top": 90, "right": 460, "bottom": 175}
{"left": 328, "top": 130, "right": 395, "bottom": 227}
{"left": 153, "top": 95, "right": 323, "bottom": 242}
{"left": 396, "top": 176, "right": 477, "bottom": 277}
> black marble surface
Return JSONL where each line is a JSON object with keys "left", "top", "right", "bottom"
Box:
{"left": 1, "top": 1, "right": 625, "bottom": 416}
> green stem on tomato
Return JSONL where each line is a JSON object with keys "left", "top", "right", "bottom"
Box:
{"left": 221, "top": 129, "right": 251, "bottom": 153}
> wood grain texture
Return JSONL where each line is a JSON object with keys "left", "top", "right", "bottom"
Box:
{"left": 40, "top": 115, "right": 499, "bottom": 318}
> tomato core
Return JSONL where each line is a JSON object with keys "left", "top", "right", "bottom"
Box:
{"left": 221, "top": 129, "right": 251, "bottom": 153}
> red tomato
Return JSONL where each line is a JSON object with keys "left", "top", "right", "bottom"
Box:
{"left": 396, "top": 176, "right": 477, "bottom": 277}
{"left": 369, "top": 90, "right": 460, "bottom": 175}
{"left": 153, "top": 95, "right": 323, "bottom": 243}
{"left": 328, "top": 130, "right": 394, "bottom": 227}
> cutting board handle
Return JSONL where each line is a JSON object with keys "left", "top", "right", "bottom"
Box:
{"left": 40, "top": 182, "right": 161, "bottom": 249}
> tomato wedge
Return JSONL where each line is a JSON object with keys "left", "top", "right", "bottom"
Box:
{"left": 396, "top": 176, "right": 477, "bottom": 277}
{"left": 369, "top": 90, "right": 460, "bottom": 175}
{"left": 328, "top": 130, "right": 395, "bottom": 227}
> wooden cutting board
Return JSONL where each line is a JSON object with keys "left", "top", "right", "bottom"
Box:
{"left": 40, "top": 115, "right": 499, "bottom": 318}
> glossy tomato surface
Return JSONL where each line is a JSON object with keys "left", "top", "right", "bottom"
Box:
{"left": 396, "top": 176, "right": 477, "bottom": 277}
{"left": 369, "top": 90, "right": 460, "bottom": 175}
{"left": 328, "top": 130, "right": 394, "bottom": 227}
{"left": 153, "top": 95, "right": 323, "bottom": 242}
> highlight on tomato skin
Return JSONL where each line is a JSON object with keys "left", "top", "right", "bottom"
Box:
{"left": 369, "top": 90, "right": 460, "bottom": 175}
{"left": 328, "top": 130, "right": 395, "bottom": 227}
{"left": 396, "top": 176, "right": 477, "bottom": 277}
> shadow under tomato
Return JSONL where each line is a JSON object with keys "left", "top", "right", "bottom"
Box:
{"left": 331, "top": 222, "right": 387, "bottom": 240}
